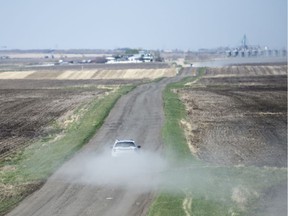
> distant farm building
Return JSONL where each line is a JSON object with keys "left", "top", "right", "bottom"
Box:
{"left": 106, "top": 51, "right": 154, "bottom": 64}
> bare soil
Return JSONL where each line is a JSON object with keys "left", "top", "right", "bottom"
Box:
{"left": 179, "top": 65, "right": 287, "bottom": 216}
{"left": 0, "top": 63, "right": 175, "bottom": 159}
{"left": 179, "top": 65, "right": 287, "bottom": 167}
{"left": 0, "top": 79, "right": 144, "bottom": 159}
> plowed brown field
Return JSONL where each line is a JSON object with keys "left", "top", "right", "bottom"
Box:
{"left": 0, "top": 64, "right": 175, "bottom": 159}
{"left": 179, "top": 65, "right": 287, "bottom": 167}
{"left": 0, "top": 81, "right": 105, "bottom": 158}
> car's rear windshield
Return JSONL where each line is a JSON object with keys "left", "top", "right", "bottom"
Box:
{"left": 115, "top": 142, "right": 135, "bottom": 147}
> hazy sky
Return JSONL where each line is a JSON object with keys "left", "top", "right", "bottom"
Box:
{"left": 1, "top": 0, "right": 287, "bottom": 50}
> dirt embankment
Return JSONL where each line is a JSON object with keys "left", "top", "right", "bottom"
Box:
{"left": 179, "top": 65, "right": 287, "bottom": 167}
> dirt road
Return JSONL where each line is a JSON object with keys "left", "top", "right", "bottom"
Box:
{"left": 6, "top": 75, "right": 186, "bottom": 216}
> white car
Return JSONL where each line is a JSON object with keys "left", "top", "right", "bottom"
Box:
{"left": 111, "top": 139, "right": 141, "bottom": 157}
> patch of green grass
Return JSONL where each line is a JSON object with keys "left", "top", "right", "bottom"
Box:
{"left": 148, "top": 193, "right": 186, "bottom": 216}
{"left": 191, "top": 198, "right": 233, "bottom": 216}
{"left": 0, "top": 85, "right": 135, "bottom": 215}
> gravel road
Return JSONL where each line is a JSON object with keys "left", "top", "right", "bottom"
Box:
{"left": 6, "top": 74, "right": 188, "bottom": 216}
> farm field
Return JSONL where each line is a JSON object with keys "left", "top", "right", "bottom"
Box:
{"left": 0, "top": 62, "right": 174, "bottom": 79}
{"left": 180, "top": 65, "right": 287, "bottom": 167}
{"left": 0, "top": 79, "right": 144, "bottom": 159}
{"left": 0, "top": 62, "right": 287, "bottom": 216}
{"left": 0, "top": 63, "right": 177, "bottom": 216}
{"left": 150, "top": 64, "right": 287, "bottom": 216}
{"left": 0, "top": 63, "right": 176, "bottom": 157}
{"left": 0, "top": 68, "right": 175, "bottom": 80}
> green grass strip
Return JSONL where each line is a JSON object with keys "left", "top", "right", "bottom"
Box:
{"left": 162, "top": 68, "right": 205, "bottom": 161}
{"left": 148, "top": 68, "right": 206, "bottom": 216}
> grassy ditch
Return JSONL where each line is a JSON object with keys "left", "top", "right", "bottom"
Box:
{"left": 148, "top": 68, "right": 287, "bottom": 216}
{"left": 161, "top": 68, "right": 205, "bottom": 162}
{"left": 0, "top": 85, "right": 135, "bottom": 215}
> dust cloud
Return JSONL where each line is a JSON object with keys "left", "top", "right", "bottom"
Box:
{"left": 57, "top": 149, "right": 286, "bottom": 213}
{"left": 58, "top": 150, "right": 169, "bottom": 191}
{"left": 58, "top": 149, "right": 240, "bottom": 194}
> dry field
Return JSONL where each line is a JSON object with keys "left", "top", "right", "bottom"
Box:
{"left": 0, "top": 80, "right": 115, "bottom": 159}
{"left": 0, "top": 68, "right": 175, "bottom": 80}
{"left": 0, "top": 63, "right": 175, "bottom": 159}
{"left": 0, "top": 63, "right": 175, "bottom": 80}
{"left": 178, "top": 65, "right": 287, "bottom": 215}
{"left": 180, "top": 65, "right": 287, "bottom": 167}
